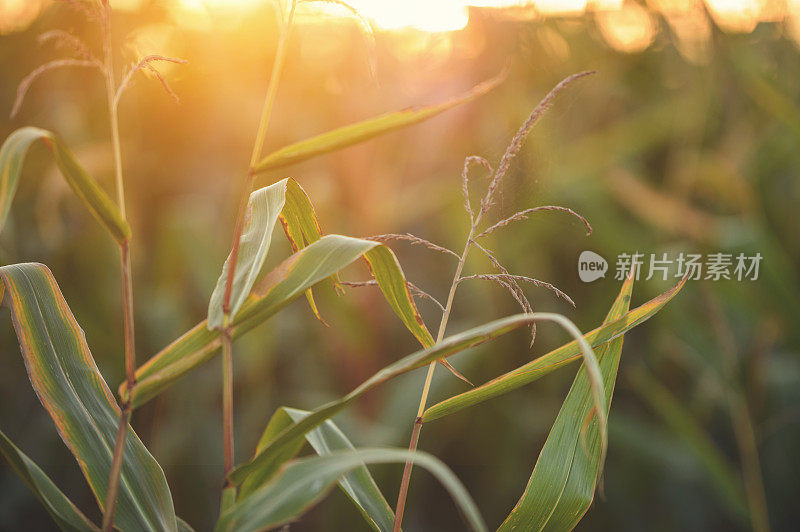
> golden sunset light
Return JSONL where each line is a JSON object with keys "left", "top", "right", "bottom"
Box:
{"left": 0, "top": 1, "right": 797, "bottom": 531}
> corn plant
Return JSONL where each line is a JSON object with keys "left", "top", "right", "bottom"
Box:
{"left": 0, "top": 1, "right": 686, "bottom": 530}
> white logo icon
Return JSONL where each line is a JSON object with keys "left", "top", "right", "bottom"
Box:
{"left": 578, "top": 251, "right": 608, "bottom": 283}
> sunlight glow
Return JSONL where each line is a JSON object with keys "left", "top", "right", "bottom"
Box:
{"left": 705, "top": 0, "right": 763, "bottom": 31}
{"left": 598, "top": 1, "right": 656, "bottom": 52}
{"left": 1, "top": 0, "right": 797, "bottom": 54}
{"left": 0, "top": 0, "right": 43, "bottom": 34}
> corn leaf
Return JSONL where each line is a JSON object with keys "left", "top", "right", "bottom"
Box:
{"left": 0, "top": 263, "right": 177, "bottom": 531}
{"left": 498, "top": 272, "right": 634, "bottom": 531}
{"left": 421, "top": 276, "right": 687, "bottom": 423}
{"left": 279, "top": 177, "right": 342, "bottom": 312}
{"left": 216, "top": 449, "right": 486, "bottom": 532}
{"left": 0, "top": 127, "right": 130, "bottom": 244}
{"left": 208, "top": 181, "right": 286, "bottom": 329}
{"left": 247, "top": 407, "right": 395, "bottom": 531}
{"left": 252, "top": 72, "right": 504, "bottom": 174}
{"left": 124, "top": 235, "right": 431, "bottom": 408}
{"left": 0, "top": 428, "right": 98, "bottom": 532}
{"left": 229, "top": 311, "right": 607, "bottom": 490}
{"left": 207, "top": 178, "right": 329, "bottom": 330}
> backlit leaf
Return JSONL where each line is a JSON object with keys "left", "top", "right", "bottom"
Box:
{"left": 207, "top": 178, "right": 331, "bottom": 329}
{"left": 253, "top": 72, "right": 504, "bottom": 174}
{"left": 208, "top": 180, "right": 287, "bottom": 329}
{"left": 0, "top": 127, "right": 130, "bottom": 244}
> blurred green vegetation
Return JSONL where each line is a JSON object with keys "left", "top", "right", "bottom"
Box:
{"left": 1, "top": 1, "right": 798, "bottom": 530}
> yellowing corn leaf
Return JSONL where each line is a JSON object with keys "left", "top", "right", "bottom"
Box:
{"left": 0, "top": 263, "right": 177, "bottom": 531}
{"left": 0, "top": 127, "right": 130, "bottom": 244}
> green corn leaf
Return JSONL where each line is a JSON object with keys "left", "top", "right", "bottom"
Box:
{"left": 123, "top": 235, "right": 432, "bottom": 408}
{"left": 247, "top": 407, "right": 395, "bottom": 531}
{"left": 229, "top": 312, "right": 603, "bottom": 491}
{"left": 252, "top": 72, "right": 504, "bottom": 174}
{"left": 207, "top": 178, "right": 330, "bottom": 330}
{"left": 0, "top": 127, "right": 130, "bottom": 244}
{"left": 0, "top": 263, "right": 177, "bottom": 531}
{"left": 498, "top": 271, "right": 635, "bottom": 531}
{"left": 279, "top": 177, "right": 342, "bottom": 313}
{"left": 216, "top": 449, "right": 486, "bottom": 532}
{"left": 0, "top": 428, "right": 98, "bottom": 532}
{"left": 421, "top": 276, "right": 687, "bottom": 423}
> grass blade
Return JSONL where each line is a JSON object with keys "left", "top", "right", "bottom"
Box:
{"left": 0, "top": 263, "right": 177, "bottom": 531}
{"left": 421, "top": 276, "right": 687, "bottom": 423}
{"left": 0, "top": 428, "right": 98, "bottom": 532}
{"left": 498, "top": 272, "right": 635, "bottom": 531}
{"left": 229, "top": 312, "right": 607, "bottom": 490}
{"left": 245, "top": 407, "right": 395, "bottom": 531}
{"left": 216, "top": 449, "right": 486, "bottom": 532}
{"left": 0, "top": 127, "right": 130, "bottom": 244}
{"left": 252, "top": 72, "right": 504, "bottom": 174}
{"left": 123, "top": 235, "right": 433, "bottom": 408}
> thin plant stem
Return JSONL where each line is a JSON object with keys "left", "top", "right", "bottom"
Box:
{"left": 249, "top": 0, "right": 295, "bottom": 169}
{"left": 219, "top": 0, "right": 297, "bottom": 484}
{"left": 222, "top": 317, "right": 235, "bottom": 475}
{"left": 392, "top": 75, "right": 590, "bottom": 529}
{"left": 97, "top": 2, "right": 137, "bottom": 529}
{"left": 101, "top": 407, "right": 131, "bottom": 531}
{"left": 394, "top": 222, "right": 478, "bottom": 532}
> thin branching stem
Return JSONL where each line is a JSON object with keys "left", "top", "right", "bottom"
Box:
{"left": 249, "top": 0, "right": 297, "bottom": 169}
{"left": 222, "top": 319, "right": 235, "bottom": 475}
{"left": 219, "top": 0, "right": 298, "bottom": 486}
{"left": 113, "top": 55, "right": 188, "bottom": 110}
{"left": 101, "top": 406, "right": 131, "bottom": 531}
{"left": 340, "top": 280, "right": 445, "bottom": 312}
{"left": 394, "top": 224, "right": 476, "bottom": 532}
{"left": 479, "top": 71, "right": 594, "bottom": 217}
{"left": 475, "top": 205, "right": 592, "bottom": 239}
{"left": 10, "top": 59, "right": 102, "bottom": 118}
{"left": 368, "top": 233, "right": 460, "bottom": 259}
{"left": 394, "top": 73, "right": 593, "bottom": 530}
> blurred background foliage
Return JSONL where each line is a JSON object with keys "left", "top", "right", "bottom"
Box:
{"left": 0, "top": 0, "right": 798, "bottom": 530}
